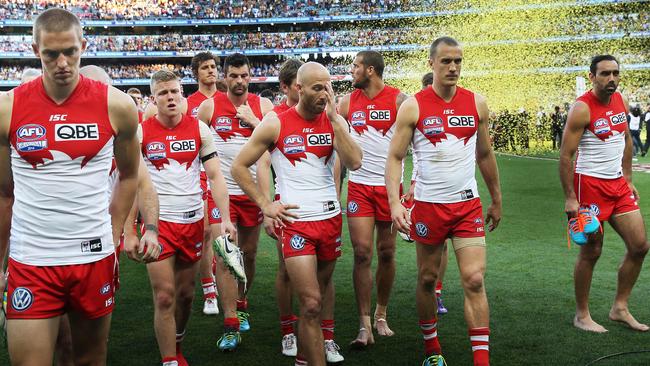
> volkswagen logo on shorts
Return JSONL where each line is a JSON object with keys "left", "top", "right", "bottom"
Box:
{"left": 348, "top": 201, "right": 359, "bottom": 213}
{"left": 415, "top": 222, "right": 429, "bottom": 237}
{"left": 290, "top": 235, "right": 305, "bottom": 250}
{"left": 211, "top": 208, "right": 221, "bottom": 219}
{"left": 100, "top": 283, "right": 112, "bottom": 295}
{"left": 11, "top": 287, "right": 33, "bottom": 311}
{"left": 589, "top": 204, "right": 600, "bottom": 216}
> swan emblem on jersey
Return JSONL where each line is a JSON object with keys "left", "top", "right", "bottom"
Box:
{"left": 14, "top": 121, "right": 113, "bottom": 169}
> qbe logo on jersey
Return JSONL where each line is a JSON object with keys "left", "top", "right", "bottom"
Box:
{"left": 170, "top": 139, "right": 196, "bottom": 153}
{"left": 146, "top": 141, "right": 166, "bottom": 160}
{"left": 55, "top": 123, "right": 99, "bottom": 141}
{"left": 283, "top": 135, "right": 305, "bottom": 154}
{"left": 447, "top": 116, "right": 476, "bottom": 128}
{"left": 307, "top": 133, "right": 332, "bottom": 146}
{"left": 609, "top": 112, "right": 626, "bottom": 126}
{"left": 16, "top": 124, "right": 48, "bottom": 152}
{"left": 369, "top": 110, "right": 391, "bottom": 121}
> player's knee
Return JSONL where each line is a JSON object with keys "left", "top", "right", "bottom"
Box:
{"left": 628, "top": 241, "right": 649, "bottom": 259}
{"left": 462, "top": 270, "right": 485, "bottom": 293}
{"left": 418, "top": 268, "right": 438, "bottom": 292}
{"left": 376, "top": 245, "right": 395, "bottom": 264}
{"left": 300, "top": 294, "right": 322, "bottom": 319}
{"left": 353, "top": 247, "right": 372, "bottom": 266}
{"left": 579, "top": 246, "right": 602, "bottom": 262}
{"left": 153, "top": 286, "right": 176, "bottom": 310}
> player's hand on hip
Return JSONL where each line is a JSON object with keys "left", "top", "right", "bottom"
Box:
{"left": 262, "top": 201, "right": 300, "bottom": 228}
{"left": 564, "top": 197, "right": 580, "bottom": 218}
{"left": 140, "top": 230, "right": 161, "bottom": 263}
{"left": 485, "top": 202, "right": 502, "bottom": 232}
{"left": 628, "top": 182, "right": 640, "bottom": 201}
{"left": 221, "top": 219, "right": 238, "bottom": 243}
{"left": 390, "top": 204, "right": 411, "bottom": 235}
{"left": 124, "top": 234, "right": 142, "bottom": 262}
{"left": 263, "top": 216, "right": 278, "bottom": 240}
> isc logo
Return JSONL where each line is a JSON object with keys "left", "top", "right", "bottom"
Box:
{"left": 447, "top": 116, "right": 476, "bottom": 128}
{"left": 170, "top": 139, "right": 196, "bottom": 152}
{"left": 49, "top": 114, "right": 67, "bottom": 122}
{"left": 54, "top": 123, "right": 99, "bottom": 141}
{"left": 369, "top": 110, "right": 391, "bottom": 121}
{"left": 609, "top": 112, "right": 626, "bottom": 125}
{"left": 307, "top": 133, "right": 332, "bottom": 146}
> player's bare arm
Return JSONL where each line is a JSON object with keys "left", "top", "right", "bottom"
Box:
{"left": 337, "top": 93, "right": 351, "bottom": 120}
{"left": 109, "top": 87, "right": 140, "bottom": 246}
{"left": 386, "top": 96, "right": 418, "bottom": 234}
{"left": 236, "top": 96, "right": 273, "bottom": 129}
{"left": 202, "top": 127, "right": 237, "bottom": 242}
{"left": 396, "top": 92, "right": 409, "bottom": 110}
{"left": 0, "top": 91, "right": 14, "bottom": 279}
{"left": 231, "top": 114, "right": 299, "bottom": 226}
{"left": 475, "top": 93, "right": 502, "bottom": 231}
{"left": 326, "top": 83, "right": 362, "bottom": 170}
{"left": 559, "top": 101, "right": 591, "bottom": 217}
{"left": 620, "top": 95, "right": 638, "bottom": 199}
{"left": 197, "top": 97, "right": 215, "bottom": 128}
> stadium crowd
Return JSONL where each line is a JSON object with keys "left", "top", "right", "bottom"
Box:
{"left": 0, "top": 0, "right": 414, "bottom": 20}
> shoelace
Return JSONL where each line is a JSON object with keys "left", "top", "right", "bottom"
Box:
{"left": 425, "top": 355, "right": 447, "bottom": 366}
{"left": 325, "top": 340, "right": 341, "bottom": 353}
{"left": 566, "top": 209, "right": 602, "bottom": 249}
{"left": 221, "top": 332, "right": 238, "bottom": 344}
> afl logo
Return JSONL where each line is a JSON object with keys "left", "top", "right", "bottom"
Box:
{"left": 100, "top": 282, "right": 112, "bottom": 295}
{"left": 589, "top": 204, "right": 600, "bottom": 216}
{"left": 191, "top": 106, "right": 200, "bottom": 117}
{"left": 211, "top": 208, "right": 221, "bottom": 219}
{"left": 415, "top": 222, "right": 429, "bottom": 237}
{"left": 215, "top": 117, "right": 232, "bottom": 132}
{"left": 16, "top": 124, "right": 48, "bottom": 152}
{"left": 422, "top": 117, "right": 444, "bottom": 136}
{"left": 350, "top": 111, "right": 366, "bottom": 127}
{"left": 594, "top": 118, "right": 610, "bottom": 135}
{"left": 348, "top": 201, "right": 359, "bottom": 213}
{"left": 290, "top": 235, "right": 305, "bottom": 250}
{"left": 283, "top": 135, "right": 305, "bottom": 154}
{"left": 146, "top": 141, "right": 166, "bottom": 160}
{"left": 11, "top": 287, "right": 33, "bottom": 312}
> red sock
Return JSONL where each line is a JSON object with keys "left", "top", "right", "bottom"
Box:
{"left": 435, "top": 281, "right": 443, "bottom": 295}
{"left": 295, "top": 355, "right": 308, "bottom": 366}
{"left": 224, "top": 317, "right": 240, "bottom": 332}
{"left": 201, "top": 278, "right": 217, "bottom": 300}
{"left": 419, "top": 318, "right": 442, "bottom": 356}
{"left": 236, "top": 298, "right": 248, "bottom": 311}
{"left": 469, "top": 327, "right": 490, "bottom": 366}
{"left": 321, "top": 319, "right": 334, "bottom": 341}
{"left": 281, "top": 314, "right": 298, "bottom": 335}
{"left": 161, "top": 356, "right": 178, "bottom": 366}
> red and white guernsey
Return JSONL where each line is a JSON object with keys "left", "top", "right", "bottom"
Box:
{"left": 9, "top": 75, "right": 115, "bottom": 265}
{"left": 347, "top": 85, "right": 401, "bottom": 186}
{"left": 140, "top": 114, "right": 216, "bottom": 223}
{"left": 575, "top": 90, "right": 627, "bottom": 179}
{"left": 209, "top": 92, "right": 263, "bottom": 195}
{"left": 273, "top": 101, "right": 292, "bottom": 115}
{"left": 412, "top": 86, "right": 480, "bottom": 203}
{"left": 187, "top": 90, "right": 215, "bottom": 119}
{"left": 272, "top": 108, "right": 340, "bottom": 221}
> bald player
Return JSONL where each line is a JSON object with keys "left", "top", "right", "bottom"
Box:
{"left": 20, "top": 67, "right": 42, "bottom": 84}
{"left": 338, "top": 50, "right": 408, "bottom": 346}
{"left": 0, "top": 8, "right": 140, "bottom": 365}
{"left": 232, "top": 62, "right": 362, "bottom": 366}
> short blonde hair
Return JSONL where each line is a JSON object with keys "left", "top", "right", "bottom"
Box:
{"left": 150, "top": 70, "right": 179, "bottom": 94}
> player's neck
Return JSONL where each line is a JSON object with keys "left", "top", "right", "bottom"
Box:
{"left": 198, "top": 83, "right": 217, "bottom": 97}
{"left": 591, "top": 89, "right": 612, "bottom": 105}
{"left": 157, "top": 112, "right": 183, "bottom": 128}
{"left": 362, "top": 80, "right": 385, "bottom": 100}
{"left": 228, "top": 91, "right": 248, "bottom": 106}
{"left": 286, "top": 98, "right": 298, "bottom": 107}
{"left": 432, "top": 83, "right": 456, "bottom": 103}
{"left": 43, "top": 74, "right": 80, "bottom": 105}
{"left": 296, "top": 103, "right": 319, "bottom": 121}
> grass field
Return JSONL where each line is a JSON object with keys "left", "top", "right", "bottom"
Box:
{"left": 2, "top": 155, "right": 650, "bottom": 365}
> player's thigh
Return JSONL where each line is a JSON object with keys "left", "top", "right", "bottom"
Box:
{"left": 174, "top": 259, "right": 200, "bottom": 292}
{"left": 609, "top": 210, "right": 648, "bottom": 251}
{"left": 348, "top": 216, "right": 376, "bottom": 251}
{"left": 8, "top": 317, "right": 60, "bottom": 365}
{"left": 415, "top": 242, "right": 445, "bottom": 279}
{"left": 68, "top": 312, "right": 112, "bottom": 364}
{"left": 285, "top": 255, "right": 320, "bottom": 303}
{"left": 146, "top": 256, "right": 177, "bottom": 293}
{"left": 375, "top": 220, "right": 397, "bottom": 252}
{"left": 453, "top": 243, "right": 487, "bottom": 284}
{"left": 237, "top": 223, "right": 262, "bottom": 253}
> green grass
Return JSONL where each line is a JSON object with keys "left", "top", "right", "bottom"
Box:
{"left": 3, "top": 155, "right": 650, "bottom": 365}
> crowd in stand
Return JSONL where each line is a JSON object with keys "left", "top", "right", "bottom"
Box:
{"left": 0, "top": 0, "right": 415, "bottom": 21}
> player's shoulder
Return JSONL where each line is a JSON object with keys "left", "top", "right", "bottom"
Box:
{"left": 108, "top": 85, "right": 137, "bottom": 111}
